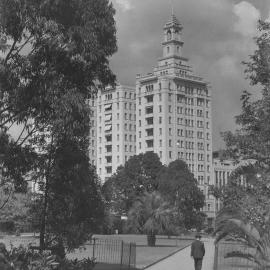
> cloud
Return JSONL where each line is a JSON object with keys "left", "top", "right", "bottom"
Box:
{"left": 109, "top": 0, "right": 269, "bottom": 149}
{"left": 115, "top": 0, "right": 133, "bottom": 11}
{"left": 215, "top": 56, "right": 240, "bottom": 77}
{"left": 233, "top": 1, "right": 260, "bottom": 37}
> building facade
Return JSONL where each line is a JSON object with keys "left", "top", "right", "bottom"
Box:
{"left": 135, "top": 14, "right": 215, "bottom": 223}
{"left": 213, "top": 153, "right": 250, "bottom": 214}
{"left": 95, "top": 85, "right": 136, "bottom": 181}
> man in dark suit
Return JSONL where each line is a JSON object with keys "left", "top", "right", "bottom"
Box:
{"left": 191, "top": 234, "right": 205, "bottom": 270}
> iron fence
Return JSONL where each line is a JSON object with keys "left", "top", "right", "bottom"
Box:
{"left": 214, "top": 241, "right": 256, "bottom": 270}
{"left": 89, "top": 238, "right": 136, "bottom": 268}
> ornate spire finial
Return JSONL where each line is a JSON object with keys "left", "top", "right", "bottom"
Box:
{"left": 170, "top": 0, "right": 174, "bottom": 16}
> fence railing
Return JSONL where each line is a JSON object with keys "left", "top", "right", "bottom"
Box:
{"left": 214, "top": 241, "right": 255, "bottom": 270}
{"left": 88, "top": 238, "right": 136, "bottom": 268}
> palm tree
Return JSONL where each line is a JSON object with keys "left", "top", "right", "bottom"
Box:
{"left": 215, "top": 207, "right": 270, "bottom": 270}
{"left": 127, "top": 191, "right": 175, "bottom": 246}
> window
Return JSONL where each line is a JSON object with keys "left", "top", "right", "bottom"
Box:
{"left": 159, "top": 105, "right": 162, "bottom": 113}
{"left": 159, "top": 128, "right": 162, "bottom": 135}
{"left": 106, "top": 166, "right": 112, "bottom": 174}
{"left": 139, "top": 120, "right": 141, "bottom": 127}
{"left": 146, "top": 140, "right": 154, "bottom": 148}
{"left": 146, "top": 117, "right": 153, "bottom": 125}
{"left": 169, "top": 116, "right": 172, "bottom": 124}
{"left": 105, "top": 135, "right": 112, "bottom": 142}
{"left": 159, "top": 117, "right": 162, "bottom": 124}
{"left": 146, "top": 106, "right": 153, "bottom": 114}
{"left": 105, "top": 156, "right": 112, "bottom": 164}
{"left": 169, "top": 128, "right": 172, "bottom": 136}
{"left": 106, "top": 145, "right": 112, "bottom": 153}
{"left": 146, "top": 128, "right": 154, "bottom": 136}
{"left": 169, "top": 139, "right": 172, "bottom": 147}
{"left": 146, "top": 95, "right": 153, "bottom": 103}
{"left": 169, "top": 105, "right": 172, "bottom": 113}
{"left": 159, "top": 140, "right": 162, "bottom": 147}
{"left": 169, "top": 151, "right": 172, "bottom": 158}
{"left": 159, "top": 94, "right": 162, "bottom": 101}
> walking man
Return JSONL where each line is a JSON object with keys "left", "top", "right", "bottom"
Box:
{"left": 191, "top": 234, "right": 205, "bottom": 270}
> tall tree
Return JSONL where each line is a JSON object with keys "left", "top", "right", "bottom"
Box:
{"left": 102, "top": 152, "right": 164, "bottom": 215}
{"left": 222, "top": 20, "right": 270, "bottom": 166}
{"left": 158, "top": 159, "right": 205, "bottom": 230}
{"left": 0, "top": 0, "right": 117, "bottom": 251}
{"left": 216, "top": 20, "right": 270, "bottom": 248}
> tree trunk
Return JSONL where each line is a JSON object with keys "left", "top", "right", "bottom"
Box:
{"left": 147, "top": 234, "right": 156, "bottom": 247}
{"left": 39, "top": 135, "right": 54, "bottom": 252}
{"left": 39, "top": 177, "right": 49, "bottom": 252}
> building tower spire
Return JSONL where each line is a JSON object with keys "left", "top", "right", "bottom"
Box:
{"left": 170, "top": 0, "right": 174, "bottom": 16}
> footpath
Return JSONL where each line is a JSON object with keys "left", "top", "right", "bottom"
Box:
{"left": 144, "top": 238, "right": 215, "bottom": 270}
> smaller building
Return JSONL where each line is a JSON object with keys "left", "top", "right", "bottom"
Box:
{"left": 213, "top": 158, "right": 235, "bottom": 213}
{"left": 212, "top": 152, "right": 251, "bottom": 213}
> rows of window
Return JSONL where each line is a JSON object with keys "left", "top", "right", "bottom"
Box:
{"left": 99, "top": 91, "right": 136, "bottom": 102}
{"left": 138, "top": 93, "right": 210, "bottom": 107}
{"left": 99, "top": 102, "right": 136, "bottom": 113}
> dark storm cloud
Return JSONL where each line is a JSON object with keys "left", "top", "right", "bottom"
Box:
{"left": 110, "top": 0, "right": 270, "bottom": 149}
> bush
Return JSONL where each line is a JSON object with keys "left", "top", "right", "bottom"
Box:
{"left": 0, "top": 243, "right": 96, "bottom": 270}
{"left": 0, "top": 221, "right": 15, "bottom": 232}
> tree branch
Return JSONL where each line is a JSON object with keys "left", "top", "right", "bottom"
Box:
{"left": 0, "top": 112, "right": 21, "bottom": 128}
{"left": 18, "top": 126, "right": 37, "bottom": 146}
{"left": 0, "top": 187, "right": 13, "bottom": 210}
{"left": 12, "top": 35, "right": 34, "bottom": 58}
{"left": 15, "top": 120, "right": 28, "bottom": 144}
{"left": 4, "top": 39, "right": 18, "bottom": 64}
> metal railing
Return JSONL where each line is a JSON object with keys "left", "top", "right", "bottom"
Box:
{"left": 89, "top": 238, "right": 136, "bottom": 268}
{"left": 214, "top": 241, "right": 255, "bottom": 270}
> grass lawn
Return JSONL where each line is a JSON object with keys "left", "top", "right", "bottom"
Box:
{"left": 68, "top": 234, "right": 192, "bottom": 269}
{"left": 0, "top": 234, "right": 192, "bottom": 269}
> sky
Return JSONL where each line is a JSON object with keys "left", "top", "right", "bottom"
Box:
{"left": 110, "top": 0, "right": 270, "bottom": 150}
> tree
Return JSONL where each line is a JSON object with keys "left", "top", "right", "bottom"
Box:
{"left": 127, "top": 192, "right": 175, "bottom": 246}
{"left": 102, "top": 152, "right": 164, "bottom": 215}
{"left": 158, "top": 159, "right": 205, "bottom": 230}
{"left": 0, "top": 191, "right": 32, "bottom": 232}
{"left": 222, "top": 20, "right": 270, "bottom": 166}
{"left": 0, "top": 0, "right": 117, "bottom": 251}
{"left": 215, "top": 209, "right": 270, "bottom": 269}
{"left": 215, "top": 21, "right": 270, "bottom": 266}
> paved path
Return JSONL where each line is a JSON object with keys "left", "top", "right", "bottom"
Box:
{"left": 144, "top": 238, "right": 215, "bottom": 270}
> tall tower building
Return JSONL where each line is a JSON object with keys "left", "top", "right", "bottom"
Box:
{"left": 136, "top": 14, "right": 215, "bottom": 224}
{"left": 95, "top": 85, "right": 136, "bottom": 182}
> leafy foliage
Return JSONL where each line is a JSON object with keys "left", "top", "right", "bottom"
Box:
{"left": 0, "top": 191, "right": 33, "bottom": 232}
{"left": 222, "top": 20, "right": 270, "bottom": 166}
{"left": 102, "top": 152, "right": 164, "bottom": 215}
{"left": 127, "top": 192, "right": 176, "bottom": 245}
{"left": 158, "top": 159, "right": 205, "bottom": 229}
{"left": 0, "top": 0, "right": 117, "bottom": 251}
{"left": 216, "top": 20, "right": 270, "bottom": 269}
{"left": 215, "top": 213, "right": 270, "bottom": 270}
{"left": 0, "top": 243, "right": 96, "bottom": 270}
